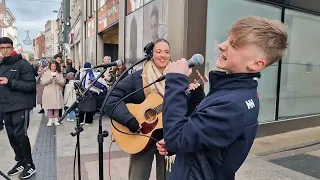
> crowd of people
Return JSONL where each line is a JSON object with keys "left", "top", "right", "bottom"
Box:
{"left": 33, "top": 55, "right": 124, "bottom": 126}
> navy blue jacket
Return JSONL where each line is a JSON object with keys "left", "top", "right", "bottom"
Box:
{"left": 163, "top": 71, "right": 260, "bottom": 180}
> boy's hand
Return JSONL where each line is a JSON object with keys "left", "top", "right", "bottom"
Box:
{"left": 156, "top": 139, "right": 168, "bottom": 156}
{"left": 167, "top": 58, "right": 192, "bottom": 76}
{"left": 0, "top": 77, "right": 8, "bottom": 85}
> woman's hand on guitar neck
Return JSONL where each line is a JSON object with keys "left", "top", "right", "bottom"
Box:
{"left": 156, "top": 139, "right": 168, "bottom": 156}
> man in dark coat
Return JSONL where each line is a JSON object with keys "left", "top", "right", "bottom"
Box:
{"left": 0, "top": 37, "right": 36, "bottom": 179}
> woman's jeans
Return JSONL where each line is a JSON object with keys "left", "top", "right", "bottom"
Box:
{"left": 68, "top": 110, "right": 75, "bottom": 120}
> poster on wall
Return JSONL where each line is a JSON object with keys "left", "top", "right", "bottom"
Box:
{"left": 143, "top": 0, "right": 168, "bottom": 46}
{"left": 125, "top": 0, "right": 168, "bottom": 74}
{"left": 127, "top": 0, "right": 144, "bottom": 14}
{"left": 125, "top": 8, "right": 144, "bottom": 73}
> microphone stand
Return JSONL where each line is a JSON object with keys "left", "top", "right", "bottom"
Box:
{"left": 97, "top": 55, "right": 151, "bottom": 180}
{"left": 59, "top": 68, "right": 108, "bottom": 180}
{"left": 0, "top": 170, "right": 11, "bottom": 180}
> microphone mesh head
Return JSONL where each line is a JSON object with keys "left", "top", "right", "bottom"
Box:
{"left": 192, "top": 54, "right": 204, "bottom": 65}
{"left": 116, "top": 60, "right": 123, "bottom": 66}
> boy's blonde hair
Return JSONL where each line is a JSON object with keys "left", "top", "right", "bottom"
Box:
{"left": 229, "top": 16, "right": 288, "bottom": 66}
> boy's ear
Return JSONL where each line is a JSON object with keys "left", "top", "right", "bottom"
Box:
{"left": 248, "top": 59, "right": 266, "bottom": 72}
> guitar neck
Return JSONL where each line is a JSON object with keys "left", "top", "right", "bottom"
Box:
{"left": 154, "top": 104, "right": 162, "bottom": 114}
{"left": 153, "top": 76, "right": 208, "bottom": 114}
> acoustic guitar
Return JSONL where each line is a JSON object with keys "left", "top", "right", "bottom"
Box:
{"left": 111, "top": 70, "right": 208, "bottom": 154}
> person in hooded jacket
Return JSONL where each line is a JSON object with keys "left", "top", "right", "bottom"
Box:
{"left": 156, "top": 16, "right": 289, "bottom": 180}
{"left": 0, "top": 37, "right": 37, "bottom": 179}
{"left": 75, "top": 62, "right": 107, "bottom": 125}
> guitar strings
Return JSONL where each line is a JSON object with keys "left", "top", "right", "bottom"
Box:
{"left": 109, "top": 80, "right": 161, "bottom": 143}
{"left": 109, "top": 75, "right": 207, "bottom": 142}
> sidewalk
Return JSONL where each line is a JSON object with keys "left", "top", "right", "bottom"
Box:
{"left": 0, "top": 107, "right": 319, "bottom": 180}
{"left": 54, "top": 114, "right": 320, "bottom": 180}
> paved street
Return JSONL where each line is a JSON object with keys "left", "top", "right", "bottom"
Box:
{"left": 0, "top": 106, "right": 319, "bottom": 180}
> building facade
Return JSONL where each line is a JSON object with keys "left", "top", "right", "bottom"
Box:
{"left": 44, "top": 20, "right": 52, "bottom": 58}
{"left": 33, "top": 32, "right": 45, "bottom": 59}
{"left": 69, "top": 0, "right": 83, "bottom": 69}
{"left": 0, "top": 8, "right": 18, "bottom": 50}
{"left": 44, "top": 20, "right": 58, "bottom": 58}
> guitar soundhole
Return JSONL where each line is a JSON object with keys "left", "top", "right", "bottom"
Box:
{"left": 144, "top": 109, "right": 157, "bottom": 122}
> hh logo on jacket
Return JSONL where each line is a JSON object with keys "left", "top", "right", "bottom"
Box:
{"left": 245, "top": 99, "right": 255, "bottom": 109}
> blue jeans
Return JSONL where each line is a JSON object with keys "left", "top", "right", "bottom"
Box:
{"left": 68, "top": 110, "right": 75, "bottom": 120}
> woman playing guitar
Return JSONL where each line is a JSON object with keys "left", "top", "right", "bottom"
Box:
{"left": 104, "top": 39, "right": 205, "bottom": 180}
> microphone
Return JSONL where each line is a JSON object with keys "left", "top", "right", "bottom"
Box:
{"left": 156, "top": 53, "right": 205, "bottom": 82}
{"left": 187, "top": 53, "right": 205, "bottom": 68}
{"left": 94, "top": 60, "right": 123, "bottom": 69}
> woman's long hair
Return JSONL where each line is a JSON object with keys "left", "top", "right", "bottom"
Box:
{"left": 49, "top": 61, "right": 61, "bottom": 73}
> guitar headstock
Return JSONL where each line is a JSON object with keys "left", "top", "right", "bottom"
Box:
{"left": 195, "top": 70, "right": 209, "bottom": 86}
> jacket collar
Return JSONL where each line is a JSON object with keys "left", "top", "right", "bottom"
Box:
{"left": 208, "top": 70, "right": 260, "bottom": 94}
{"left": 2, "top": 54, "right": 23, "bottom": 65}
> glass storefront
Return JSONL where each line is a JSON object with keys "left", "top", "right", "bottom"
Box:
{"left": 205, "top": 0, "right": 320, "bottom": 122}
{"left": 205, "top": 0, "right": 282, "bottom": 122}
{"left": 279, "top": 10, "right": 320, "bottom": 119}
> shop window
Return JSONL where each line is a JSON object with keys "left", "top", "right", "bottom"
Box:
{"left": 279, "top": 9, "right": 320, "bottom": 118}
{"left": 205, "top": 0, "right": 282, "bottom": 122}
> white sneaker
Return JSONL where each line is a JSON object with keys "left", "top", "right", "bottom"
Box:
{"left": 47, "top": 118, "right": 53, "bottom": 127}
{"left": 53, "top": 118, "right": 60, "bottom": 126}
{"left": 67, "top": 118, "right": 75, "bottom": 122}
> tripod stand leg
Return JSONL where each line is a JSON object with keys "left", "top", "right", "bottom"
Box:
{"left": 77, "top": 134, "right": 81, "bottom": 180}
{"left": 98, "top": 126, "right": 104, "bottom": 180}
{"left": 0, "top": 170, "right": 11, "bottom": 180}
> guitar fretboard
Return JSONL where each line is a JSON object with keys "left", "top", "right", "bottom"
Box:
{"left": 154, "top": 104, "right": 162, "bottom": 114}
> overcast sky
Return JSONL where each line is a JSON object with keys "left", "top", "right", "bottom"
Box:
{"left": 6, "top": 0, "right": 61, "bottom": 51}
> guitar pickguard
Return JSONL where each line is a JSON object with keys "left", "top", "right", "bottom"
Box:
{"left": 140, "top": 119, "right": 159, "bottom": 134}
